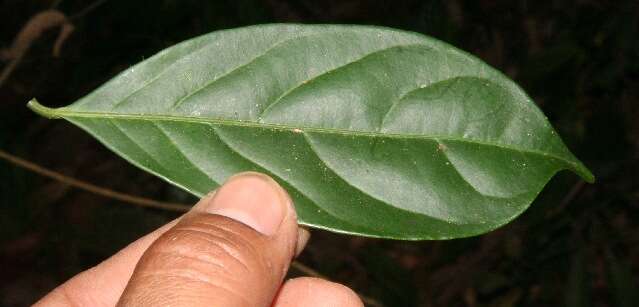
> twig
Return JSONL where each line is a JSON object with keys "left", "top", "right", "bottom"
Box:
{"left": 1, "top": 0, "right": 108, "bottom": 88}
{"left": 547, "top": 180, "right": 586, "bottom": 218}
{"left": 69, "top": 0, "right": 109, "bottom": 20}
{"left": 0, "top": 148, "right": 384, "bottom": 306}
{"left": 0, "top": 148, "right": 190, "bottom": 212}
{"left": 52, "top": 23, "right": 74, "bottom": 57}
{"left": 290, "top": 261, "right": 328, "bottom": 280}
{"left": 0, "top": 10, "right": 73, "bottom": 88}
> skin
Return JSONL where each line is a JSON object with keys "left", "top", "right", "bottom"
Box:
{"left": 35, "top": 172, "right": 364, "bottom": 307}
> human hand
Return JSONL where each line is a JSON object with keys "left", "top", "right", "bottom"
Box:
{"left": 35, "top": 172, "right": 364, "bottom": 306}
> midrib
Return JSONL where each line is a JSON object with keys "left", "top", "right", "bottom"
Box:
{"left": 28, "top": 99, "right": 581, "bottom": 173}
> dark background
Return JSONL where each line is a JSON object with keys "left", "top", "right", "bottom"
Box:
{"left": 1, "top": 0, "right": 637, "bottom": 306}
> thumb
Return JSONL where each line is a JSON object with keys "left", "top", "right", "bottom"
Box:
{"left": 117, "top": 172, "right": 304, "bottom": 307}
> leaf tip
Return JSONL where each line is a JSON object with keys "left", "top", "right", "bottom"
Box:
{"left": 583, "top": 170, "right": 595, "bottom": 184}
{"left": 27, "top": 99, "right": 60, "bottom": 119}
{"left": 575, "top": 163, "right": 595, "bottom": 184}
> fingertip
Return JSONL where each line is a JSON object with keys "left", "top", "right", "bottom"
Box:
{"left": 200, "top": 171, "right": 291, "bottom": 236}
{"left": 295, "top": 227, "right": 310, "bottom": 257}
{"left": 273, "top": 277, "right": 364, "bottom": 307}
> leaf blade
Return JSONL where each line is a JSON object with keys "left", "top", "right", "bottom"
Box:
{"left": 28, "top": 24, "right": 593, "bottom": 239}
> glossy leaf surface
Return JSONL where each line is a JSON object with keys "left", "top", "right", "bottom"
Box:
{"left": 29, "top": 24, "right": 593, "bottom": 239}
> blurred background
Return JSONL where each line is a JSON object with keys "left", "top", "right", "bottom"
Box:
{"left": 1, "top": 0, "right": 637, "bottom": 306}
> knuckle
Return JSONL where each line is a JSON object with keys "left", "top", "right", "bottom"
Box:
{"left": 141, "top": 214, "right": 270, "bottom": 282}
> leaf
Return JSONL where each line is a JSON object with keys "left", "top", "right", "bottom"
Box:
{"left": 28, "top": 24, "right": 594, "bottom": 240}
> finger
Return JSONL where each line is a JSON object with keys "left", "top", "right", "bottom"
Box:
{"left": 33, "top": 218, "right": 184, "bottom": 306}
{"left": 35, "top": 176, "right": 309, "bottom": 306}
{"left": 295, "top": 227, "right": 311, "bottom": 257}
{"left": 273, "top": 277, "right": 364, "bottom": 307}
{"left": 117, "top": 172, "right": 301, "bottom": 307}
{"left": 33, "top": 192, "right": 217, "bottom": 307}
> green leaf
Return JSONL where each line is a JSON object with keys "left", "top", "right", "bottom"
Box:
{"left": 28, "top": 24, "right": 593, "bottom": 240}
